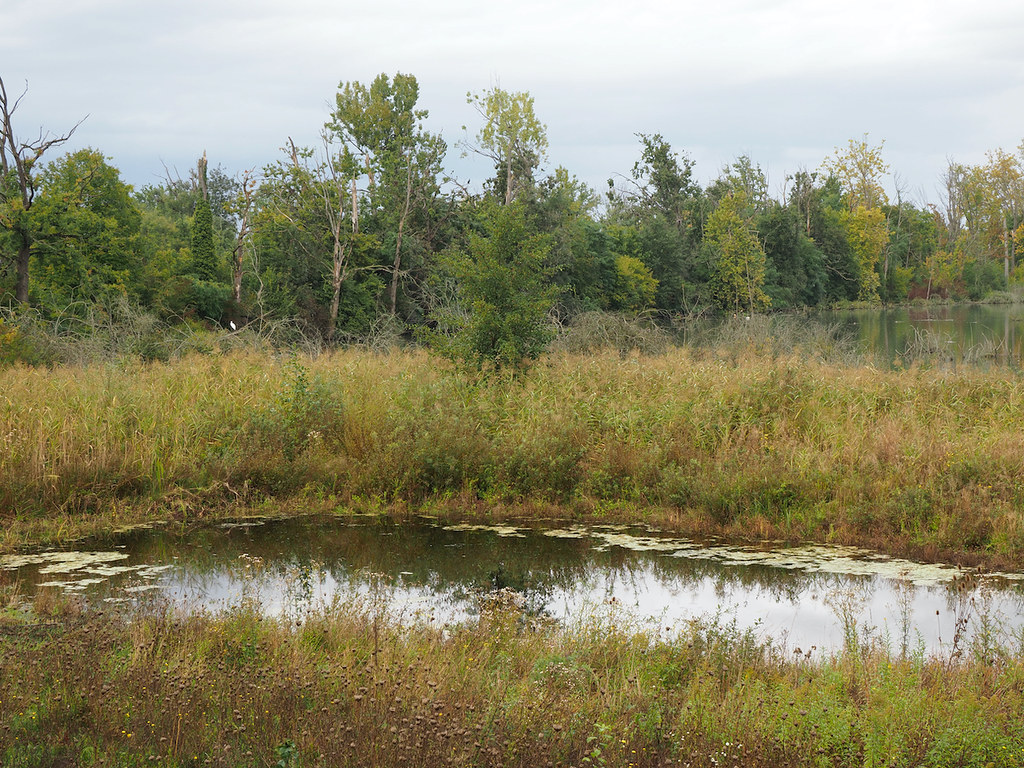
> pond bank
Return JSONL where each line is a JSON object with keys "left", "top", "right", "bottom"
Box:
{"left": 3, "top": 493, "right": 1022, "bottom": 575}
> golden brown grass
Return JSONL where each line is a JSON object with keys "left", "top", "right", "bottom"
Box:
{"left": 2, "top": 348, "right": 1024, "bottom": 566}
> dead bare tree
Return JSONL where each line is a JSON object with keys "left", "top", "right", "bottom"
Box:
{"left": 229, "top": 168, "right": 257, "bottom": 305}
{"left": 279, "top": 135, "right": 362, "bottom": 339}
{"left": 0, "top": 75, "right": 84, "bottom": 303}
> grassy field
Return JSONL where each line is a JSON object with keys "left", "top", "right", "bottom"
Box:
{"left": 3, "top": 582, "right": 1024, "bottom": 768}
{"left": 2, "top": 344, "right": 1024, "bottom": 566}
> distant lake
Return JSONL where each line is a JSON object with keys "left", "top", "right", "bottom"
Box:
{"left": 686, "top": 304, "right": 1024, "bottom": 368}
{"left": 813, "top": 304, "right": 1024, "bottom": 368}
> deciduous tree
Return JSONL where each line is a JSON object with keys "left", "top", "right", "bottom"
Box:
{"left": 982, "top": 146, "right": 1024, "bottom": 280}
{"left": 607, "top": 134, "right": 705, "bottom": 313}
{"left": 463, "top": 87, "right": 547, "bottom": 205}
{"left": 255, "top": 135, "right": 379, "bottom": 338}
{"left": 429, "top": 200, "right": 556, "bottom": 371}
{"left": 821, "top": 135, "right": 891, "bottom": 300}
{"left": 821, "top": 134, "right": 890, "bottom": 211}
{"left": 704, "top": 190, "right": 769, "bottom": 314}
{"left": 328, "top": 73, "right": 447, "bottom": 317}
{"left": 30, "top": 148, "right": 142, "bottom": 310}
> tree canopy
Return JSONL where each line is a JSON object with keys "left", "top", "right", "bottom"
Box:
{"left": 3, "top": 72, "right": 1023, "bottom": 354}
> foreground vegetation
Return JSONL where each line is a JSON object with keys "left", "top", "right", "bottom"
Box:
{"left": 2, "top": 583, "right": 1024, "bottom": 768}
{"left": 2, "top": 325, "right": 1023, "bottom": 567}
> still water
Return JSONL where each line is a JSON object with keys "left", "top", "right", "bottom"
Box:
{"left": 4, "top": 516, "right": 1023, "bottom": 656}
{"left": 814, "top": 304, "right": 1024, "bottom": 367}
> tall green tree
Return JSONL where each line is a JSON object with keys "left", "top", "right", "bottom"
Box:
{"left": 328, "top": 72, "right": 448, "bottom": 318}
{"left": 757, "top": 204, "right": 826, "bottom": 308}
{"left": 528, "top": 167, "right": 617, "bottom": 316}
{"left": 803, "top": 177, "right": 860, "bottom": 302}
{"left": 0, "top": 75, "right": 82, "bottom": 304}
{"left": 821, "top": 135, "right": 890, "bottom": 211}
{"left": 134, "top": 160, "right": 239, "bottom": 318}
{"left": 607, "top": 134, "right": 705, "bottom": 313}
{"left": 615, "top": 133, "right": 700, "bottom": 228}
{"left": 254, "top": 135, "right": 380, "bottom": 338}
{"left": 190, "top": 164, "right": 218, "bottom": 283}
{"left": 29, "top": 149, "right": 142, "bottom": 311}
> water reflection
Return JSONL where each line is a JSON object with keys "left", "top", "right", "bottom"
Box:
{"left": 815, "top": 304, "right": 1024, "bottom": 368}
{"left": 3, "top": 516, "right": 1023, "bottom": 655}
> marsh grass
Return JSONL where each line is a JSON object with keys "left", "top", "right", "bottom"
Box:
{"left": 2, "top": 345, "right": 1024, "bottom": 566}
{"left": 3, "top": 586, "right": 1024, "bottom": 768}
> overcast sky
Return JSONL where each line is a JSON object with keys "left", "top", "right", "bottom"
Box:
{"left": 4, "top": 0, "right": 1024, "bottom": 205}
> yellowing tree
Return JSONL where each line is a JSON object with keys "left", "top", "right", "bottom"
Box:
{"left": 982, "top": 146, "right": 1024, "bottom": 280}
{"left": 821, "top": 135, "right": 890, "bottom": 300}
{"left": 843, "top": 205, "right": 887, "bottom": 300}
{"left": 610, "top": 254, "right": 657, "bottom": 312}
{"left": 463, "top": 87, "right": 547, "bottom": 205}
{"left": 924, "top": 248, "right": 968, "bottom": 297}
{"left": 704, "top": 191, "right": 769, "bottom": 314}
{"left": 821, "top": 134, "right": 890, "bottom": 211}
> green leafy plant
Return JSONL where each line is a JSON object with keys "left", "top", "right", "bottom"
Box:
{"left": 250, "top": 357, "right": 344, "bottom": 460}
{"left": 427, "top": 200, "right": 558, "bottom": 373}
{"left": 274, "top": 739, "right": 298, "bottom": 768}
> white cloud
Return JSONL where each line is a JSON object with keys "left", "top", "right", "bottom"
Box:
{"left": 2, "top": 0, "right": 1023, "bottom": 198}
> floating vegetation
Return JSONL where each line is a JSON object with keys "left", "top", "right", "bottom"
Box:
{"left": 670, "top": 543, "right": 972, "bottom": 586}
{"left": 543, "top": 527, "right": 1014, "bottom": 587}
{"left": 441, "top": 523, "right": 527, "bottom": 538}
{"left": 0, "top": 550, "right": 129, "bottom": 574}
{"left": 1, "top": 550, "right": 174, "bottom": 595}
{"left": 3, "top": 519, "right": 1022, "bottom": 655}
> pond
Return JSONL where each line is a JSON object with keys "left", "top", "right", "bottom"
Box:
{"left": 4, "top": 516, "right": 1023, "bottom": 656}
{"left": 815, "top": 304, "right": 1024, "bottom": 367}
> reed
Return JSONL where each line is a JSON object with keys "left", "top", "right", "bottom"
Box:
{"left": 2, "top": 347, "right": 1024, "bottom": 566}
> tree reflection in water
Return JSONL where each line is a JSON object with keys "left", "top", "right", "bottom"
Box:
{"left": 4, "top": 515, "right": 1023, "bottom": 654}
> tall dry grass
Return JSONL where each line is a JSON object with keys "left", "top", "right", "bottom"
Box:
{"left": 2, "top": 347, "right": 1024, "bottom": 563}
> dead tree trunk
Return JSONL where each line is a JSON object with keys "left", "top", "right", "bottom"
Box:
{"left": 231, "top": 169, "right": 256, "bottom": 305}
{"left": 0, "top": 75, "right": 82, "bottom": 303}
{"left": 389, "top": 156, "right": 414, "bottom": 315}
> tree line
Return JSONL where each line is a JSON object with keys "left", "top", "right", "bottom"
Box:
{"left": 3, "top": 71, "right": 1024, "bottom": 355}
